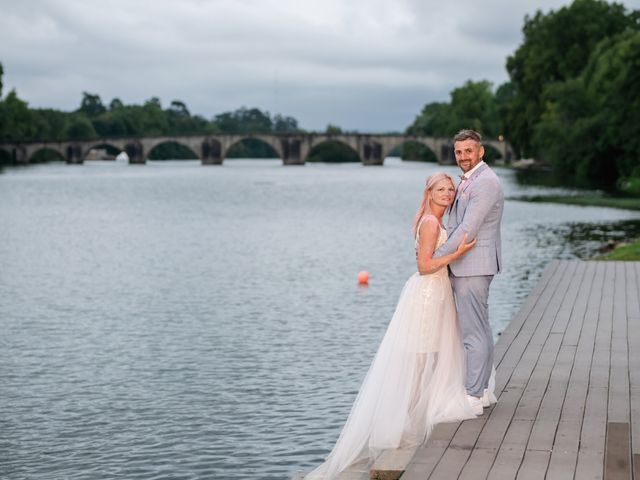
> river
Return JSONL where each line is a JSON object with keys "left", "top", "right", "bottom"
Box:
{"left": 1, "top": 158, "right": 638, "bottom": 479}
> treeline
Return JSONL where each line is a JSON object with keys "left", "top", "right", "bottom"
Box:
{"left": 407, "top": 0, "right": 640, "bottom": 191}
{"left": 0, "top": 78, "right": 301, "bottom": 143}
{"left": 0, "top": 75, "right": 304, "bottom": 158}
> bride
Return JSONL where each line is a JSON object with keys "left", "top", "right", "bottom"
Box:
{"left": 305, "top": 172, "right": 487, "bottom": 479}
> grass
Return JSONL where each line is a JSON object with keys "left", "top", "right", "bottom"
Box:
{"left": 517, "top": 194, "right": 640, "bottom": 211}
{"left": 598, "top": 239, "right": 640, "bottom": 261}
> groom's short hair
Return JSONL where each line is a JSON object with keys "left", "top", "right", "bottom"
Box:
{"left": 453, "top": 129, "right": 482, "bottom": 144}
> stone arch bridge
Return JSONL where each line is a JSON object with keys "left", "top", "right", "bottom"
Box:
{"left": 0, "top": 133, "right": 513, "bottom": 166}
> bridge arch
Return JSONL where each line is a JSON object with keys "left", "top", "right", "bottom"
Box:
{"left": 0, "top": 146, "right": 12, "bottom": 165}
{"left": 225, "top": 137, "right": 281, "bottom": 160}
{"left": 82, "top": 142, "right": 123, "bottom": 161}
{"left": 384, "top": 140, "right": 438, "bottom": 162}
{"left": 146, "top": 140, "right": 199, "bottom": 160}
{"left": 29, "top": 146, "right": 66, "bottom": 163}
{"left": 305, "top": 139, "right": 360, "bottom": 163}
{"left": 482, "top": 144, "right": 502, "bottom": 163}
{"left": 224, "top": 135, "right": 284, "bottom": 160}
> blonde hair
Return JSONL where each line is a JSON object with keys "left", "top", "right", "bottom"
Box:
{"left": 413, "top": 172, "right": 455, "bottom": 235}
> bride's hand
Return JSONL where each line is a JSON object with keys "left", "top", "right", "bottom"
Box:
{"left": 455, "top": 234, "right": 477, "bottom": 257}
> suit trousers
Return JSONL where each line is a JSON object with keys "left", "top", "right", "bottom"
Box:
{"left": 450, "top": 274, "right": 494, "bottom": 397}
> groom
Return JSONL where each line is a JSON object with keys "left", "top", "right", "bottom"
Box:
{"left": 434, "top": 129, "right": 504, "bottom": 416}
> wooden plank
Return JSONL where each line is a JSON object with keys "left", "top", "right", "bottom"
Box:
{"left": 494, "top": 261, "right": 560, "bottom": 365}
{"left": 527, "top": 345, "right": 575, "bottom": 451}
{"left": 547, "top": 261, "right": 601, "bottom": 480}
{"left": 609, "top": 263, "right": 630, "bottom": 424}
{"left": 494, "top": 261, "right": 567, "bottom": 391}
{"left": 516, "top": 449, "right": 550, "bottom": 479}
{"left": 574, "top": 262, "right": 612, "bottom": 480}
{"left": 402, "top": 260, "right": 640, "bottom": 480}
{"left": 370, "top": 447, "right": 417, "bottom": 480}
{"left": 629, "top": 263, "right": 640, "bottom": 480}
{"left": 604, "top": 422, "right": 631, "bottom": 480}
{"left": 427, "top": 417, "right": 487, "bottom": 479}
{"left": 404, "top": 262, "right": 568, "bottom": 479}
{"left": 456, "top": 261, "right": 578, "bottom": 477}
{"left": 457, "top": 447, "right": 497, "bottom": 480}
{"left": 485, "top": 419, "right": 532, "bottom": 480}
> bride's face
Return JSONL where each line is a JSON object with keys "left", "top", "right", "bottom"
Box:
{"left": 430, "top": 179, "right": 455, "bottom": 207}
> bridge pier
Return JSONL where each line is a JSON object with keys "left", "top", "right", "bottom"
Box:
{"left": 66, "top": 144, "right": 84, "bottom": 164}
{"left": 201, "top": 138, "right": 222, "bottom": 165}
{"left": 125, "top": 141, "right": 145, "bottom": 164}
{"left": 11, "top": 146, "right": 28, "bottom": 164}
{"left": 361, "top": 141, "right": 383, "bottom": 166}
{"left": 281, "top": 138, "right": 304, "bottom": 165}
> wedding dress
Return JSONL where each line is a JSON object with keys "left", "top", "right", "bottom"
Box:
{"left": 305, "top": 223, "right": 483, "bottom": 479}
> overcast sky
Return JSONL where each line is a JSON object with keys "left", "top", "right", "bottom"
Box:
{"left": 1, "top": 0, "right": 639, "bottom": 132}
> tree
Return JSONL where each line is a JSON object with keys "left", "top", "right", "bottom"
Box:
{"left": 169, "top": 100, "right": 190, "bottom": 118}
{"left": 273, "top": 114, "right": 300, "bottom": 133}
{"left": 448, "top": 80, "right": 500, "bottom": 136}
{"left": 406, "top": 80, "right": 500, "bottom": 138}
{"left": 0, "top": 89, "right": 35, "bottom": 141}
{"left": 79, "top": 92, "right": 106, "bottom": 117}
{"left": 65, "top": 114, "right": 97, "bottom": 140}
{"left": 0, "top": 62, "right": 4, "bottom": 98}
{"left": 214, "top": 107, "right": 273, "bottom": 133}
{"left": 503, "top": 0, "right": 637, "bottom": 157}
{"left": 325, "top": 124, "right": 342, "bottom": 135}
{"left": 109, "top": 98, "right": 124, "bottom": 111}
{"left": 406, "top": 102, "right": 450, "bottom": 136}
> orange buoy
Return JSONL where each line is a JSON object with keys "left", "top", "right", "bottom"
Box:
{"left": 357, "top": 271, "right": 369, "bottom": 285}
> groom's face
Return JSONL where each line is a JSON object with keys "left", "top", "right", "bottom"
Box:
{"left": 454, "top": 139, "right": 484, "bottom": 173}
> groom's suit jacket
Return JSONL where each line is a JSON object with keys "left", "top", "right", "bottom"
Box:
{"left": 435, "top": 163, "right": 504, "bottom": 277}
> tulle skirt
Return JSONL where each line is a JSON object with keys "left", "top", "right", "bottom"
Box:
{"left": 305, "top": 271, "right": 477, "bottom": 479}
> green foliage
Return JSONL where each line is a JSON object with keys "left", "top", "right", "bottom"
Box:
{"left": 30, "top": 148, "right": 65, "bottom": 163}
{"left": 79, "top": 92, "right": 106, "bottom": 117}
{"left": 619, "top": 177, "right": 640, "bottom": 196}
{"left": 0, "top": 70, "right": 301, "bottom": 162}
{"left": 0, "top": 62, "right": 3, "bottom": 98}
{"left": 147, "top": 141, "right": 198, "bottom": 160}
{"left": 215, "top": 107, "right": 273, "bottom": 133}
{"left": 325, "top": 124, "right": 343, "bottom": 135}
{"left": 307, "top": 140, "right": 359, "bottom": 163}
{"left": 273, "top": 114, "right": 299, "bottom": 133}
{"left": 503, "top": 0, "right": 638, "bottom": 159}
{"left": 226, "top": 138, "right": 279, "bottom": 158}
{"left": 406, "top": 80, "right": 503, "bottom": 139}
{"left": 65, "top": 114, "right": 97, "bottom": 140}
{"left": 0, "top": 90, "right": 36, "bottom": 141}
{"left": 599, "top": 239, "right": 640, "bottom": 260}
{"left": 399, "top": 141, "right": 437, "bottom": 162}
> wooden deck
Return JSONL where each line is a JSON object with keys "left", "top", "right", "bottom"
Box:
{"left": 401, "top": 260, "right": 640, "bottom": 480}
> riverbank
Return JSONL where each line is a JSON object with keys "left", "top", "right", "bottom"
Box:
{"left": 515, "top": 194, "right": 640, "bottom": 211}
{"left": 512, "top": 192, "right": 640, "bottom": 260}
{"left": 598, "top": 238, "right": 640, "bottom": 260}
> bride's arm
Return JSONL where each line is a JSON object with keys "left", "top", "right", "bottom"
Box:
{"left": 417, "top": 216, "right": 476, "bottom": 275}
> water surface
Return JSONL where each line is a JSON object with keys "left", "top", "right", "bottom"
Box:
{"left": 1, "top": 159, "right": 638, "bottom": 479}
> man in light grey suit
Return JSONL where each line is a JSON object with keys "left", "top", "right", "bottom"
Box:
{"left": 434, "top": 129, "right": 504, "bottom": 415}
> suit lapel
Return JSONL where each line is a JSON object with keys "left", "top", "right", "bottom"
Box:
{"left": 451, "top": 163, "right": 488, "bottom": 216}
{"left": 459, "top": 163, "right": 488, "bottom": 195}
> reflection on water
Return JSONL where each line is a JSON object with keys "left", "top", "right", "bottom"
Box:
{"left": 1, "top": 159, "right": 639, "bottom": 479}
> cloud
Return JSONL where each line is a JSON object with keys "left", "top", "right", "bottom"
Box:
{"left": 1, "top": 0, "right": 639, "bottom": 131}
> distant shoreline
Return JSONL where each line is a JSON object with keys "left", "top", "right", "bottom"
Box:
{"left": 512, "top": 194, "right": 640, "bottom": 211}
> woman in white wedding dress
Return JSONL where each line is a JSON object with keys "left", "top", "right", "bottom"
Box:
{"left": 305, "top": 172, "right": 486, "bottom": 479}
